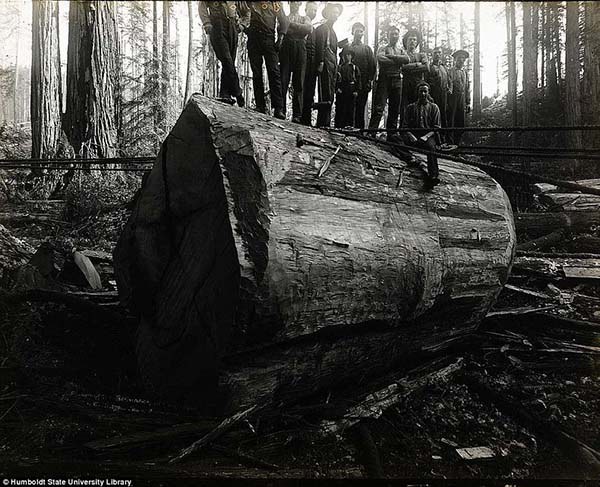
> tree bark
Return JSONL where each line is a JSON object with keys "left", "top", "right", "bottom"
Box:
{"left": 508, "top": 2, "right": 518, "bottom": 125}
{"left": 565, "top": 1, "right": 582, "bottom": 150}
{"left": 583, "top": 2, "right": 600, "bottom": 147}
{"left": 184, "top": 1, "right": 193, "bottom": 105}
{"left": 31, "top": 0, "right": 63, "bottom": 159}
{"left": 473, "top": 2, "right": 481, "bottom": 119}
{"left": 522, "top": 2, "right": 537, "bottom": 125}
{"left": 113, "top": 95, "right": 516, "bottom": 410}
{"left": 161, "top": 0, "right": 170, "bottom": 129}
{"left": 64, "top": 1, "right": 118, "bottom": 158}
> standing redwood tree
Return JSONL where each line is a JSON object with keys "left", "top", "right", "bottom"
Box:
{"left": 565, "top": 0, "right": 582, "bottom": 149}
{"left": 31, "top": 0, "right": 63, "bottom": 158}
{"left": 184, "top": 1, "right": 194, "bottom": 104}
{"left": 522, "top": 2, "right": 538, "bottom": 125}
{"left": 505, "top": 2, "right": 517, "bottom": 125}
{"left": 472, "top": 2, "right": 481, "bottom": 119}
{"left": 583, "top": 1, "right": 600, "bottom": 147}
{"left": 64, "top": 1, "right": 118, "bottom": 158}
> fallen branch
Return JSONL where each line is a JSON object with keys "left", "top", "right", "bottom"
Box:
{"left": 169, "top": 404, "right": 260, "bottom": 464}
{"left": 320, "top": 358, "right": 463, "bottom": 435}
{"left": 503, "top": 284, "right": 554, "bottom": 300}
{"left": 486, "top": 305, "right": 556, "bottom": 318}
{"left": 84, "top": 420, "right": 217, "bottom": 452}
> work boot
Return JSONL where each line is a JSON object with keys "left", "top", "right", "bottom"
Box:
{"left": 255, "top": 106, "right": 266, "bottom": 114}
{"left": 236, "top": 94, "right": 245, "bottom": 108}
{"left": 274, "top": 110, "right": 286, "bottom": 120}
{"left": 292, "top": 116, "right": 301, "bottom": 124}
{"left": 215, "top": 97, "right": 235, "bottom": 105}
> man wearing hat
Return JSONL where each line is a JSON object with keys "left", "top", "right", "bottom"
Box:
{"left": 300, "top": 1, "right": 319, "bottom": 126}
{"left": 335, "top": 46, "right": 362, "bottom": 128}
{"left": 280, "top": 2, "right": 313, "bottom": 122}
{"left": 198, "top": 1, "right": 247, "bottom": 107}
{"left": 368, "top": 25, "right": 410, "bottom": 135}
{"left": 349, "top": 22, "right": 376, "bottom": 129}
{"left": 238, "top": 1, "right": 290, "bottom": 119}
{"left": 402, "top": 81, "right": 442, "bottom": 186}
{"left": 426, "top": 46, "right": 452, "bottom": 131}
{"left": 447, "top": 49, "right": 471, "bottom": 144}
{"left": 313, "top": 2, "right": 343, "bottom": 127}
{"left": 400, "top": 28, "right": 429, "bottom": 126}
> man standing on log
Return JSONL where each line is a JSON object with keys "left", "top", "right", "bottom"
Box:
{"left": 400, "top": 28, "right": 429, "bottom": 126}
{"left": 426, "top": 46, "right": 451, "bottom": 132}
{"left": 313, "top": 2, "right": 343, "bottom": 128}
{"left": 349, "top": 22, "right": 375, "bottom": 129}
{"left": 280, "top": 1, "right": 313, "bottom": 123}
{"left": 198, "top": 1, "right": 246, "bottom": 107}
{"left": 368, "top": 26, "right": 409, "bottom": 138}
{"left": 402, "top": 81, "right": 442, "bottom": 187}
{"left": 335, "top": 47, "right": 361, "bottom": 128}
{"left": 239, "top": 1, "right": 289, "bottom": 119}
{"left": 300, "top": 1, "right": 319, "bottom": 126}
{"left": 447, "top": 49, "right": 471, "bottom": 145}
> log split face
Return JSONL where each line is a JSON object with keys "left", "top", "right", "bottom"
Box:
{"left": 113, "top": 95, "right": 516, "bottom": 411}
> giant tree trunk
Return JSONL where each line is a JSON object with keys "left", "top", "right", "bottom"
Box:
{"left": 64, "top": 1, "right": 118, "bottom": 158}
{"left": 114, "top": 96, "right": 516, "bottom": 411}
{"left": 31, "top": 0, "right": 63, "bottom": 159}
{"left": 565, "top": 1, "right": 582, "bottom": 150}
{"left": 583, "top": 2, "right": 600, "bottom": 148}
{"left": 184, "top": 1, "right": 193, "bottom": 105}
{"left": 473, "top": 2, "right": 481, "bottom": 120}
{"left": 522, "top": 2, "right": 537, "bottom": 126}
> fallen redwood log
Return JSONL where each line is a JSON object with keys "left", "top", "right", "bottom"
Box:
{"left": 515, "top": 212, "right": 600, "bottom": 239}
{"left": 113, "top": 95, "right": 516, "bottom": 411}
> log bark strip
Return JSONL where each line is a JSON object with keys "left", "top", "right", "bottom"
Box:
{"left": 114, "top": 95, "right": 516, "bottom": 409}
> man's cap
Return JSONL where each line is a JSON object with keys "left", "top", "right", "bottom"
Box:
{"left": 452, "top": 49, "right": 470, "bottom": 59}
{"left": 352, "top": 22, "right": 365, "bottom": 33}
{"left": 432, "top": 46, "right": 444, "bottom": 52}
{"left": 322, "top": 2, "right": 343, "bottom": 19}
{"left": 416, "top": 81, "right": 431, "bottom": 90}
{"left": 402, "top": 29, "right": 422, "bottom": 48}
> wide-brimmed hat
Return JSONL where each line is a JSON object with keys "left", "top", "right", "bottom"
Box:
{"left": 452, "top": 49, "right": 470, "bottom": 59}
{"left": 402, "top": 29, "right": 422, "bottom": 49}
{"left": 322, "top": 2, "right": 343, "bottom": 19}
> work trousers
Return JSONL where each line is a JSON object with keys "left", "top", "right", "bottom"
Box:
{"left": 336, "top": 92, "right": 356, "bottom": 128}
{"left": 316, "top": 53, "right": 337, "bottom": 128}
{"left": 247, "top": 30, "right": 284, "bottom": 113}
{"left": 407, "top": 136, "right": 439, "bottom": 179}
{"left": 209, "top": 18, "right": 241, "bottom": 98}
{"left": 280, "top": 38, "right": 306, "bottom": 120}
{"left": 301, "top": 54, "right": 316, "bottom": 125}
{"left": 354, "top": 88, "right": 370, "bottom": 129}
{"left": 369, "top": 75, "right": 402, "bottom": 132}
{"left": 447, "top": 92, "right": 466, "bottom": 144}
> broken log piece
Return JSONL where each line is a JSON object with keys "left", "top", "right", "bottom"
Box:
{"left": 516, "top": 230, "right": 566, "bottom": 252}
{"left": 113, "top": 94, "right": 516, "bottom": 409}
{"left": 534, "top": 179, "right": 600, "bottom": 211}
{"left": 0, "top": 224, "right": 34, "bottom": 282}
{"left": 514, "top": 212, "right": 600, "bottom": 239}
{"left": 320, "top": 357, "right": 464, "bottom": 435}
{"left": 513, "top": 256, "right": 600, "bottom": 280}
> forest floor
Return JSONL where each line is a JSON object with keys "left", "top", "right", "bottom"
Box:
{"left": 0, "top": 186, "right": 599, "bottom": 483}
{"left": 1, "top": 114, "right": 600, "bottom": 482}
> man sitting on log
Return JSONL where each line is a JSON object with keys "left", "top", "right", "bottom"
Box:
{"left": 239, "top": 1, "right": 289, "bottom": 119}
{"left": 198, "top": 1, "right": 246, "bottom": 107}
{"left": 401, "top": 81, "right": 442, "bottom": 187}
